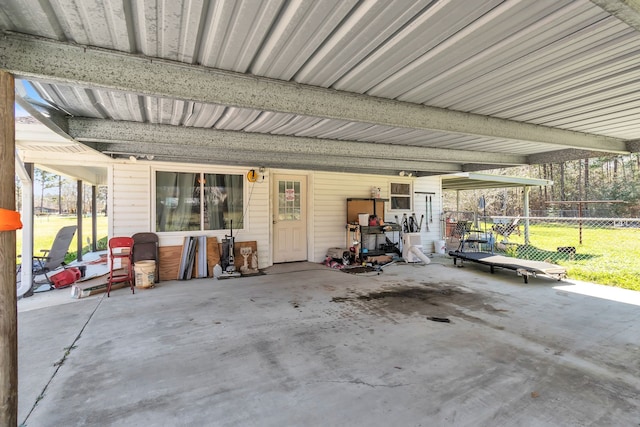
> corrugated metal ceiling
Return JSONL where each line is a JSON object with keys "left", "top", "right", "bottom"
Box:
{"left": 2, "top": 0, "right": 640, "bottom": 174}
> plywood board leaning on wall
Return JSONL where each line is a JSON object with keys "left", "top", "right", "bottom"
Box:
{"left": 160, "top": 239, "right": 218, "bottom": 280}
{"left": 159, "top": 239, "right": 256, "bottom": 280}
{"left": 159, "top": 246, "right": 182, "bottom": 281}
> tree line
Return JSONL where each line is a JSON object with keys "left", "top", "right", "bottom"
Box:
{"left": 444, "top": 154, "right": 640, "bottom": 218}
{"left": 15, "top": 169, "right": 108, "bottom": 215}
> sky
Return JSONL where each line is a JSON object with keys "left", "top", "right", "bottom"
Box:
{"left": 15, "top": 80, "right": 46, "bottom": 117}
{"left": 16, "top": 103, "right": 28, "bottom": 116}
{"left": 15, "top": 80, "right": 61, "bottom": 196}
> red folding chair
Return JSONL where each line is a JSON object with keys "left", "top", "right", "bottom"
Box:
{"left": 107, "top": 237, "right": 135, "bottom": 297}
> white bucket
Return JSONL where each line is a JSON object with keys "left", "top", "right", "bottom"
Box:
{"left": 435, "top": 240, "right": 446, "bottom": 255}
{"left": 358, "top": 213, "right": 370, "bottom": 226}
{"left": 135, "top": 260, "right": 156, "bottom": 288}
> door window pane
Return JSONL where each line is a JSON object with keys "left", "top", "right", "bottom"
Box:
{"left": 278, "top": 180, "right": 301, "bottom": 221}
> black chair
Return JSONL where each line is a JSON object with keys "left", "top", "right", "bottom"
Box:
{"left": 492, "top": 218, "right": 521, "bottom": 242}
{"left": 132, "top": 232, "right": 160, "bottom": 283}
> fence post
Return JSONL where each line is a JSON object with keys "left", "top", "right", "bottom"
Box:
{"left": 578, "top": 202, "right": 583, "bottom": 245}
{"left": 523, "top": 186, "right": 530, "bottom": 245}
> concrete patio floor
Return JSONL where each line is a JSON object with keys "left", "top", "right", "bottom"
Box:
{"left": 17, "top": 258, "right": 640, "bottom": 426}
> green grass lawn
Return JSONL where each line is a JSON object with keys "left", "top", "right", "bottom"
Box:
{"left": 501, "top": 223, "right": 640, "bottom": 291}
{"left": 16, "top": 215, "right": 108, "bottom": 264}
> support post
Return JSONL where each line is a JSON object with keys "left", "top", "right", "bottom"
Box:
{"left": 523, "top": 186, "right": 530, "bottom": 245}
{"left": 0, "top": 70, "right": 18, "bottom": 426}
{"left": 91, "top": 185, "right": 97, "bottom": 252}
{"left": 15, "top": 160, "right": 34, "bottom": 298}
{"left": 77, "top": 180, "right": 83, "bottom": 261}
{"left": 25, "top": 163, "right": 33, "bottom": 235}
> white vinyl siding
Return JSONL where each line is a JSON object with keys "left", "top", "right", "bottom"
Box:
{"left": 110, "top": 162, "right": 441, "bottom": 267}
{"left": 240, "top": 170, "right": 270, "bottom": 267}
{"left": 110, "top": 164, "right": 151, "bottom": 237}
{"left": 311, "top": 172, "right": 440, "bottom": 263}
{"left": 413, "top": 176, "right": 442, "bottom": 253}
{"left": 110, "top": 162, "right": 271, "bottom": 268}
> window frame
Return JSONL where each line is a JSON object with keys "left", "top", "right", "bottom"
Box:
{"left": 152, "top": 166, "right": 246, "bottom": 234}
{"left": 389, "top": 181, "right": 413, "bottom": 211}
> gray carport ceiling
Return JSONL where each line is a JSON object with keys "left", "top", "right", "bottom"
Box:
{"left": 2, "top": 0, "right": 640, "bottom": 176}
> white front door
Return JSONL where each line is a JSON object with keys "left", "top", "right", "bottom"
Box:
{"left": 272, "top": 174, "right": 307, "bottom": 263}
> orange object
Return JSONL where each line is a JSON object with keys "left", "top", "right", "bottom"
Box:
{"left": 0, "top": 208, "right": 22, "bottom": 231}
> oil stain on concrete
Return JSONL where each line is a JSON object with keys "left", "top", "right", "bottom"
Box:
{"left": 331, "top": 282, "right": 508, "bottom": 328}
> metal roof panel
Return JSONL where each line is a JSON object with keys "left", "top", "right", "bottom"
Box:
{"left": 3, "top": 0, "right": 640, "bottom": 175}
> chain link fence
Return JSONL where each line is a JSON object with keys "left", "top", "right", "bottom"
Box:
{"left": 487, "top": 216, "right": 639, "bottom": 260}
{"left": 442, "top": 212, "right": 640, "bottom": 287}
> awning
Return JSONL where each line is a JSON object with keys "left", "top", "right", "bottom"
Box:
{"left": 441, "top": 172, "right": 552, "bottom": 191}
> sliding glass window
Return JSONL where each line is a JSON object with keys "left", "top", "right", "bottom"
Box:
{"left": 156, "top": 171, "right": 243, "bottom": 232}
